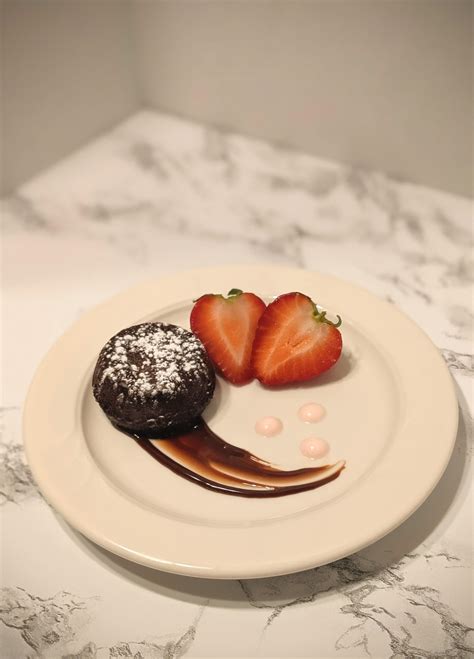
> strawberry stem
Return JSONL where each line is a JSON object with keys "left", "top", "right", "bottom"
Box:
{"left": 227, "top": 288, "right": 243, "bottom": 298}
{"left": 313, "top": 306, "right": 342, "bottom": 328}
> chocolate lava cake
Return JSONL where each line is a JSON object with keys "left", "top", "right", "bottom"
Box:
{"left": 92, "top": 322, "right": 215, "bottom": 434}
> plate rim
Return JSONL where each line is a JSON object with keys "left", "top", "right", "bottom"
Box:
{"left": 23, "top": 264, "right": 459, "bottom": 579}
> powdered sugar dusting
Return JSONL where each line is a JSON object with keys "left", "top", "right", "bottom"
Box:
{"left": 98, "top": 322, "right": 209, "bottom": 398}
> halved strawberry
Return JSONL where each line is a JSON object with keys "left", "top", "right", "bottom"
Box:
{"left": 252, "top": 292, "right": 342, "bottom": 386}
{"left": 190, "top": 289, "right": 266, "bottom": 384}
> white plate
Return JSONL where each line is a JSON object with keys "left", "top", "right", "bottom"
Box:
{"left": 24, "top": 265, "right": 458, "bottom": 579}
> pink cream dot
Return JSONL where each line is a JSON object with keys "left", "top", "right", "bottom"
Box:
{"left": 298, "top": 402, "right": 326, "bottom": 423}
{"left": 300, "top": 437, "right": 330, "bottom": 459}
{"left": 255, "top": 416, "right": 283, "bottom": 437}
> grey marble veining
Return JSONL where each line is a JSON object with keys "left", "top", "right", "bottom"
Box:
{"left": 0, "top": 586, "right": 205, "bottom": 659}
{"left": 0, "top": 408, "right": 39, "bottom": 506}
{"left": 1, "top": 110, "right": 472, "bottom": 657}
{"left": 441, "top": 349, "right": 473, "bottom": 377}
{"left": 0, "top": 587, "right": 98, "bottom": 656}
{"left": 240, "top": 552, "right": 473, "bottom": 656}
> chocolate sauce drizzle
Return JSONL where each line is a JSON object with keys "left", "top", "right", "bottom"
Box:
{"left": 126, "top": 417, "right": 345, "bottom": 498}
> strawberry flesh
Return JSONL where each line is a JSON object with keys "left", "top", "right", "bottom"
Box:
{"left": 252, "top": 292, "right": 342, "bottom": 386}
{"left": 190, "top": 289, "right": 266, "bottom": 384}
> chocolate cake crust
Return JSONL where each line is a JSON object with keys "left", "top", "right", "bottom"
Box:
{"left": 92, "top": 322, "right": 215, "bottom": 433}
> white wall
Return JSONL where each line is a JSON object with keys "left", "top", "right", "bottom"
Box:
{"left": 133, "top": 0, "right": 473, "bottom": 197}
{"left": 1, "top": 1, "right": 472, "bottom": 197}
{"left": 1, "top": 0, "right": 140, "bottom": 194}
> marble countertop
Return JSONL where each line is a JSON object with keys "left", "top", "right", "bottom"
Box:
{"left": 1, "top": 111, "right": 472, "bottom": 658}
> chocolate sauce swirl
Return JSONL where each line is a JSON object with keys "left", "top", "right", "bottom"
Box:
{"left": 126, "top": 418, "right": 345, "bottom": 498}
